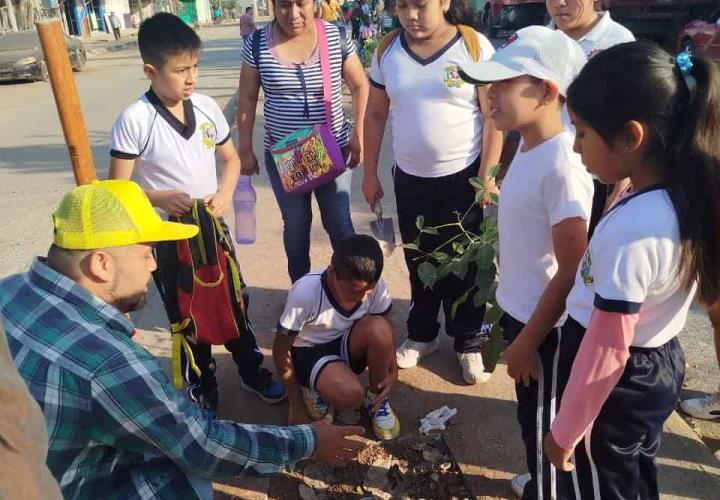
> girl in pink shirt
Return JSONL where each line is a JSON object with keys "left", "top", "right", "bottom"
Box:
{"left": 543, "top": 42, "right": 720, "bottom": 498}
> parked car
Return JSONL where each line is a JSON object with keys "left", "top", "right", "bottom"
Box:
{"left": 677, "top": 7, "right": 720, "bottom": 58}
{"left": 0, "top": 29, "right": 86, "bottom": 82}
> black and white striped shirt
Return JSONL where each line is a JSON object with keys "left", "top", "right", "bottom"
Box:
{"left": 242, "top": 22, "right": 355, "bottom": 150}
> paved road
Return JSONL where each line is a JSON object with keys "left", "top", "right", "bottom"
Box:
{"left": 0, "top": 24, "right": 718, "bottom": 498}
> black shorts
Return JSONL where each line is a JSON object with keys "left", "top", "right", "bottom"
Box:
{"left": 291, "top": 327, "right": 366, "bottom": 390}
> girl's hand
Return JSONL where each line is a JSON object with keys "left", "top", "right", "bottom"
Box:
{"left": 239, "top": 149, "right": 260, "bottom": 175}
{"left": 502, "top": 338, "right": 539, "bottom": 387}
{"left": 543, "top": 432, "right": 575, "bottom": 471}
{"left": 346, "top": 133, "right": 363, "bottom": 169}
{"left": 477, "top": 179, "right": 500, "bottom": 209}
{"left": 361, "top": 172, "right": 384, "bottom": 209}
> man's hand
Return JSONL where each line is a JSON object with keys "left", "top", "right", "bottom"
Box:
{"left": 370, "top": 364, "right": 398, "bottom": 413}
{"left": 204, "top": 190, "right": 232, "bottom": 216}
{"left": 156, "top": 190, "right": 192, "bottom": 217}
{"left": 361, "top": 172, "right": 383, "bottom": 210}
{"left": 502, "top": 337, "right": 539, "bottom": 387}
{"left": 239, "top": 149, "right": 260, "bottom": 175}
{"left": 311, "top": 416, "right": 366, "bottom": 465}
{"left": 346, "top": 133, "right": 363, "bottom": 169}
{"left": 288, "top": 398, "right": 312, "bottom": 425}
{"left": 543, "top": 432, "right": 574, "bottom": 471}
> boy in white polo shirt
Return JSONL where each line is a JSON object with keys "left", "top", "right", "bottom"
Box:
{"left": 460, "top": 26, "right": 592, "bottom": 499}
{"left": 108, "top": 13, "right": 285, "bottom": 416}
{"left": 273, "top": 235, "right": 400, "bottom": 441}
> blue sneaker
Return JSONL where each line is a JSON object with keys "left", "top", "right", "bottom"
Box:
{"left": 241, "top": 368, "right": 287, "bottom": 404}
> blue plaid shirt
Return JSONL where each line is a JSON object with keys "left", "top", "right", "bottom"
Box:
{"left": 0, "top": 259, "right": 316, "bottom": 499}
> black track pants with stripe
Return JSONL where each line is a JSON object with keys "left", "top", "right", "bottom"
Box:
{"left": 501, "top": 314, "right": 586, "bottom": 500}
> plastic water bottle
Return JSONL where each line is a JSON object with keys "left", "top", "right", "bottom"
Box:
{"left": 233, "top": 176, "right": 256, "bottom": 244}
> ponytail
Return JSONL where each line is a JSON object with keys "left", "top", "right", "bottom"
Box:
{"left": 444, "top": 0, "right": 477, "bottom": 27}
{"left": 567, "top": 41, "right": 720, "bottom": 304}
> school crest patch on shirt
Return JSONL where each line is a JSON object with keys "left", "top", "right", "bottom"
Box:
{"left": 443, "top": 65, "right": 463, "bottom": 88}
{"left": 580, "top": 249, "right": 594, "bottom": 285}
{"left": 200, "top": 122, "right": 217, "bottom": 149}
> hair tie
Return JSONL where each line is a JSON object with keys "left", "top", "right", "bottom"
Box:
{"left": 676, "top": 51, "right": 696, "bottom": 92}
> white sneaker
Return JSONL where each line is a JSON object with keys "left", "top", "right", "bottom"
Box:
{"left": 511, "top": 473, "right": 531, "bottom": 498}
{"left": 395, "top": 338, "right": 440, "bottom": 369}
{"left": 457, "top": 352, "right": 492, "bottom": 385}
{"left": 680, "top": 392, "right": 720, "bottom": 420}
{"left": 302, "top": 387, "right": 330, "bottom": 421}
{"left": 365, "top": 390, "right": 400, "bottom": 440}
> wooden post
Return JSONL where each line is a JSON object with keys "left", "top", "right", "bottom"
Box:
{"left": 36, "top": 20, "right": 96, "bottom": 186}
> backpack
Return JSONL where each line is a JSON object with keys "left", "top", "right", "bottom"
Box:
{"left": 376, "top": 24, "right": 482, "bottom": 64}
{"left": 153, "top": 200, "right": 253, "bottom": 389}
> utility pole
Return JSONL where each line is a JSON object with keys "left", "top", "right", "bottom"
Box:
{"left": 4, "top": 0, "right": 18, "bottom": 31}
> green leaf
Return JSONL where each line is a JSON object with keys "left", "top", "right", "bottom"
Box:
{"left": 488, "top": 164, "right": 501, "bottom": 180}
{"left": 451, "top": 259, "right": 468, "bottom": 279}
{"left": 484, "top": 304, "right": 504, "bottom": 324}
{"left": 468, "top": 177, "right": 484, "bottom": 190}
{"left": 417, "top": 262, "right": 438, "bottom": 289}
{"left": 450, "top": 291, "right": 469, "bottom": 319}
{"left": 422, "top": 226, "right": 439, "bottom": 235}
{"left": 452, "top": 241, "right": 465, "bottom": 254}
{"left": 473, "top": 289, "right": 485, "bottom": 308}
{"left": 437, "top": 262, "right": 453, "bottom": 280}
{"left": 474, "top": 191, "right": 484, "bottom": 205}
{"left": 430, "top": 251, "right": 451, "bottom": 262}
{"left": 476, "top": 244, "right": 496, "bottom": 269}
{"left": 415, "top": 215, "right": 425, "bottom": 231}
{"left": 489, "top": 192, "right": 500, "bottom": 205}
{"left": 403, "top": 242, "right": 420, "bottom": 251}
{"left": 480, "top": 323, "right": 505, "bottom": 372}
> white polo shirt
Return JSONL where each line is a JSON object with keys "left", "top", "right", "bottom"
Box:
{"left": 496, "top": 131, "right": 593, "bottom": 326}
{"left": 567, "top": 187, "right": 696, "bottom": 347}
{"left": 278, "top": 270, "right": 392, "bottom": 348}
{"left": 551, "top": 11, "right": 634, "bottom": 59}
{"left": 110, "top": 90, "right": 231, "bottom": 202}
{"left": 369, "top": 30, "right": 495, "bottom": 178}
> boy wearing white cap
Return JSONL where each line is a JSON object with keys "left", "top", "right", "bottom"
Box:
{"left": 460, "top": 26, "right": 593, "bottom": 499}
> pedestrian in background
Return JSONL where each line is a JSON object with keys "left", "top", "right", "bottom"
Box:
{"left": 109, "top": 11, "right": 121, "bottom": 40}
{"left": 363, "top": 0, "right": 503, "bottom": 385}
{"left": 240, "top": 6, "right": 257, "bottom": 45}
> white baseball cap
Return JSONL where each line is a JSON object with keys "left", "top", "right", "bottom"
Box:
{"left": 459, "top": 26, "right": 587, "bottom": 96}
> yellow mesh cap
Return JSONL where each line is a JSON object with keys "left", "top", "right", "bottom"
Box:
{"left": 53, "top": 180, "right": 198, "bottom": 250}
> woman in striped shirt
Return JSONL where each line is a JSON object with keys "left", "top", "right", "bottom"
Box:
{"left": 237, "top": 0, "right": 369, "bottom": 283}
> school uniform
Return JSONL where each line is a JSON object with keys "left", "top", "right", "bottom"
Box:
{"left": 369, "top": 29, "right": 496, "bottom": 353}
{"left": 278, "top": 271, "right": 392, "bottom": 389}
{"left": 497, "top": 131, "right": 593, "bottom": 499}
{"left": 552, "top": 11, "right": 635, "bottom": 238}
{"left": 110, "top": 90, "right": 265, "bottom": 412}
{"left": 554, "top": 186, "right": 691, "bottom": 499}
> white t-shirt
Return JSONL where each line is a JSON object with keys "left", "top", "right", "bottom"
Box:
{"left": 369, "top": 30, "right": 495, "bottom": 178}
{"left": 496, "top": 131, "right": 593, "bottom": 326}
{"left": 110, "top": 90, "right": 231, "bottom": 202}
{"left": 566, "top": 187, "right": 696, "bottom": 347}
{"left": 278, "top": 270, "right": 393, "bottom": 348}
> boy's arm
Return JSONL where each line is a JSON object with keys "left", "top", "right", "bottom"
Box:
{"left": 108, "top": 157, "right": 191, "bottom": 217}
{"left": 272, "top": 333, "right": 310, "bottom": 425}
{"left": 205, "top": 139, "right": 241, "bottom": 216}
{"left": 503, "top": 217, "right": 588, "bottom": 386}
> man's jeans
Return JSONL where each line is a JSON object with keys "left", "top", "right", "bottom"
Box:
{"left": 265, "top": 150, "right": 355, "bottom": 282}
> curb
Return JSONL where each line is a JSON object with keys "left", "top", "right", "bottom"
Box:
{"left": 86, "top": 39, "right": 138, "bottom": 56}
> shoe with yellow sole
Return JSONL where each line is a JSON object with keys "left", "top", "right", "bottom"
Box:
{"left": 366, "top": 390, "right": 400, "bottom": 440}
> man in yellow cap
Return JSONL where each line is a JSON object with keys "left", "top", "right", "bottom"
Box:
{"left": 0, "top": 180, "right": 364, "bottom": 499}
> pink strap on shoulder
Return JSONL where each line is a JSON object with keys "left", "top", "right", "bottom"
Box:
{"left": 315, "top": 19, "right": 334, "bottom": 127}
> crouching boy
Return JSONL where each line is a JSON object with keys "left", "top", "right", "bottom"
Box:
{"left": 273, "top": 235, "right": 400, "bottom": 440}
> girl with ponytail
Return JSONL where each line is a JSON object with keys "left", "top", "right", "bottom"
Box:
{"left": 543, "top": 40, "right": 720, "bottom": 498}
